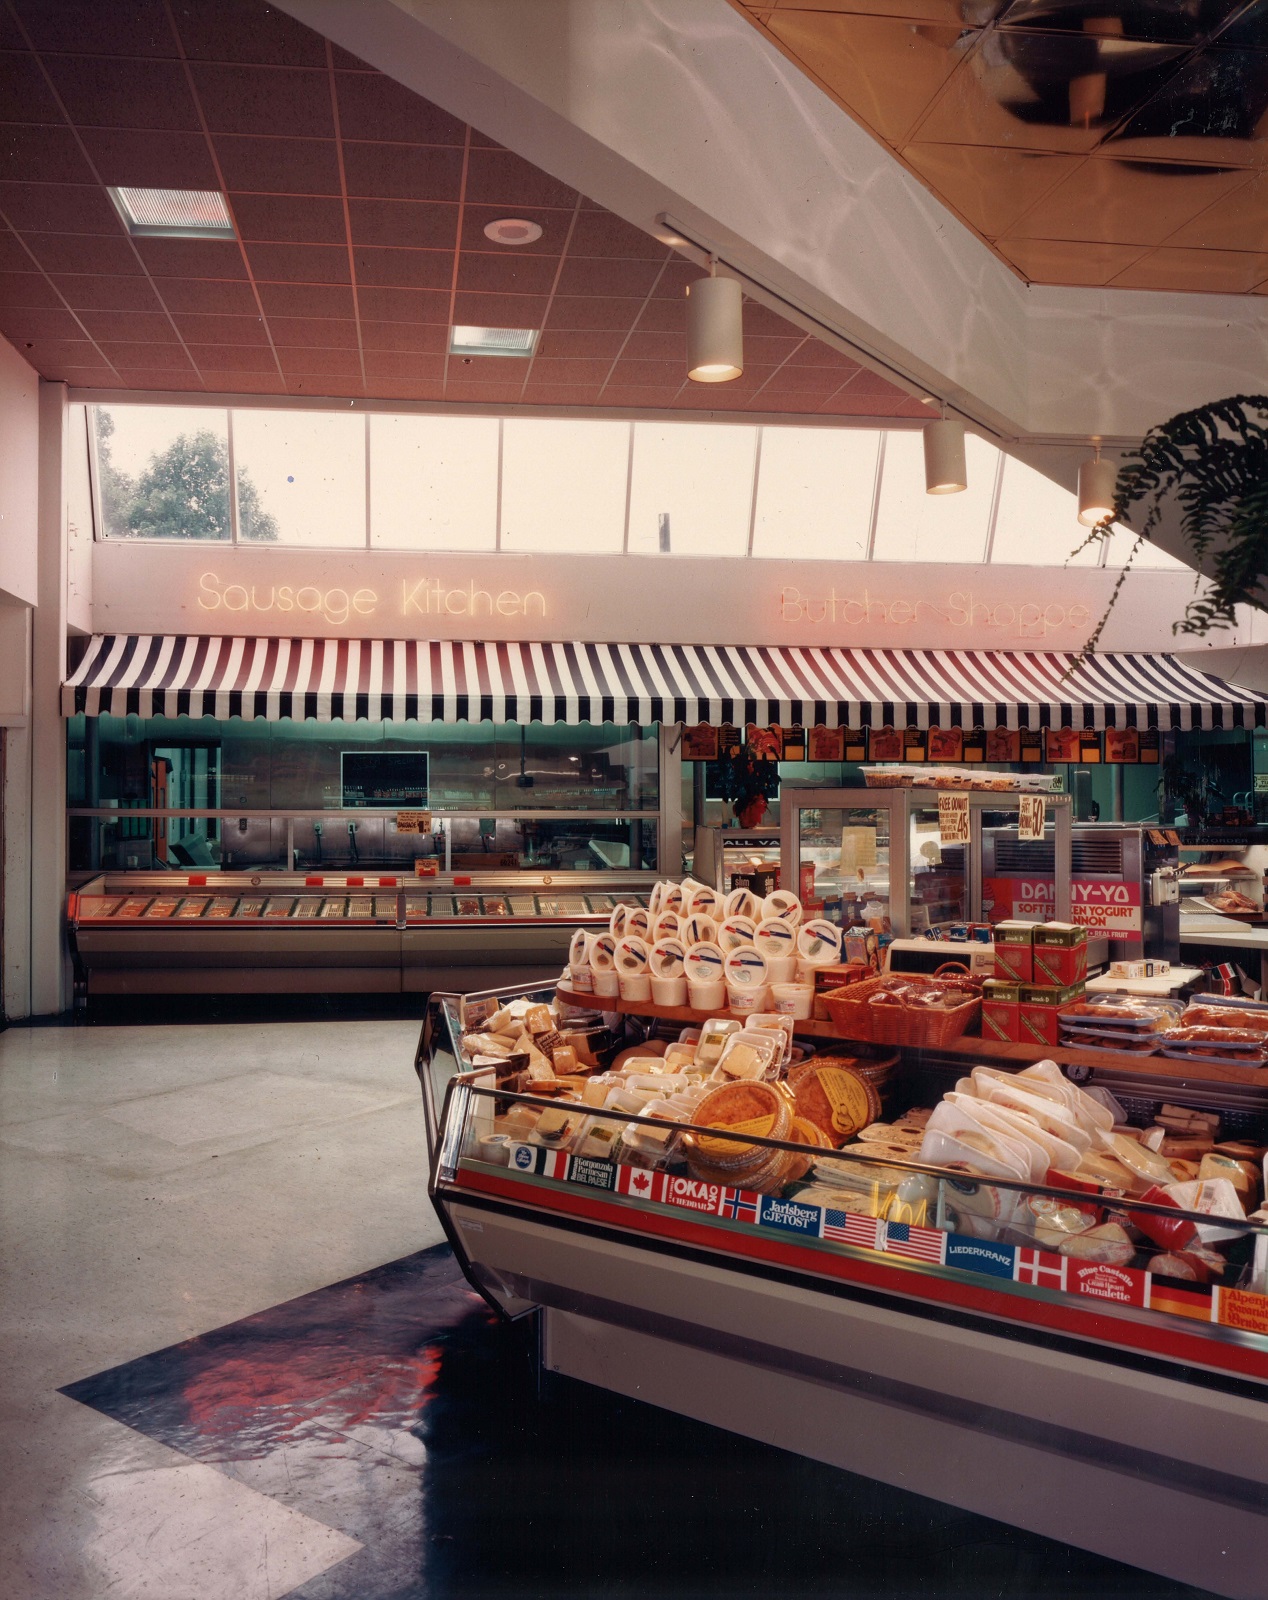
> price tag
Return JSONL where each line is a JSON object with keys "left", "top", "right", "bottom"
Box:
{"left": 938, "top": 793, "right": 970, "bottom": 845}
{"left": 396, "top": 810, "right": 432, "bottom": 834}
{"left": 1018, "top": 794, "right": 1046, "bottom": 842}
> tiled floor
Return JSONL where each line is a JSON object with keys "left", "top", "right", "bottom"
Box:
{"left": 0, "top": 1017, "right": 1221, "bottom": 1599}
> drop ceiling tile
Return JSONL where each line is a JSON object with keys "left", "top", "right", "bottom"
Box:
{"left": 150, "top": 276, "right": 256, "bottom": 314}
{"left": 76, "top": 309, "right": 177, "bottom": 343}
{"left": 597, "top": 384, "right": 675, "bottom": 407}
{"left": 914, "top": 30, "right": 1186, "bottom": 153}
{"left": 632, "top": 296, "right": 692, "bottom": 333}
{"left": 451, "top": 289, "right": 550, "bottom": 326}
{"left": 464, "top": 148, "right": 578, "bottom": 209}
{"left": 267, "top": 315, "right": 359, "bottom": 348}
{"left": 350, "top": 197, "right": 458, "bottom": 251}
{"left": 1107, "top": 49, "right": 1268, "bottom": 168}
{"left": 212, "top": 134, "right": 342, "bottom": 196}
{"left": 745, "top": 389, "right": 830, "bottom": 412}
{"left": 535, "top": 328, "right": 626, "bottom": 359}
{"left": 332, "top": 70, "right": 465, "bottom": 145}
{"left": 891, "top": 394, "right": 943, "bottom": 415}
{"left": 133, "top": 237, "right": 246, "bottom": 279}
{"left": 816, "top": 385, "right": 906, "bottom": 414}
{"left": 52, "top": 363, "right": 119, "bottom": 383}
{"left": 459, "top": 203, "right": 571, "bottom": 254}
{"left": 0, "top": 125, "right": 96, "bottom": 185}
{"left": 555, "top": 256, "right": 660, "bottom": 297}
{"left": 277, "top": 346, "right": 363, "bottom": 376}
{"left": 902, "top": 142, "right": 1083, "bottom": 237}
{"left": 25, "top": 234, "right": 142, "bottom": 276}
{"left": 650, "top": 260, "right": 702, "bottom": 298}
{"left": 361, "top": 349, "right": 444, "bottom": 380}
{"left": 997, "top": 235, "right": 1149, "bottom": 282}
{"left": 256, "top": 281, "right": 355, "bottom": 319}
{"left": 340, "top": 141, "right": 464, "bottom": 201}
{"left": 1110, "top": 245, "right": 1268, "bottom": 292}
{"left": 519, "top": 382, "right": 605, "bottom": 406}
{"left": 547, "top": 294, "right": 645, "bottom": 331}
{"left": 195, "top": 369, "right": 286, "bottom": 392}
{"left": 77, "top": 127, "right": 219, "bottom": 189}
{"left": 14, "top": 0, "right": 177, "bottom": 57}
{"left": 359, "top": 318, "right": 447, "bottom": 351}
{"left": 229, "top": 193, "right": 347, "bottom": 245}
{"left": 567, "top": 210, "right": 666, "bottom": 259}
{"left": 607, "top": 359, "right": 693, "bottom": 388}
{"left": 245, "top": 241, "right": 350, "bottom": 284}
{"left": 524, "top": 355, "right": 615, "bottom": 384}
{"left": 0, "top": 272, "right": 67, "bottom": 312}
{"left": 737, "top": 300, "right": 800, "bottom": 337}
{"left": 0, "top": 13, "right": 21, "bottom": 49}
{"left": 0, "top": 305, "right": 84, "bottom": 341}
{"left": 186, "top": 342, "right": 277, "bottom": 372}
{"left": 765, "top": 12, "right": 971, "bottom": 144}
{"left": 456, "top": 251, "right": 559, "bottom": 295}
{"left": 97, "top": 340, "right": 194, "bottom": 370}
{"left": 0, "top": 50, "right": 66, "bottom": 124}
{"left": 355, "top": 284, "right": 450, "bottom": 324}
{"left": 364, "top": 379, "right": 447, "bottom": 400}
{"left": 172, "top": 0, "right": 328, "bottom": 67}
{"left": 53, "top": 272, "right": 161, "bottom": 311}
{"left": 440, "top": 377, "right": 523, "bottom": 401}
{"left": 614, "top": 329, "right": 683, "bottom": 361}
{"left": 759, "top": 362, "right": 851, "bottom": 394}
{"left": 0, "top": 181, "right": 123, "bottom": 235}
{"left": 19, "top": 336, "right": 105, "bottom": 369}
{"left": 0, "top": 230, "right": 32, "bottom": 271}
{"left": 757, "top": 334, "right": 824, "bottom": 363}
{"left": 43, "top": 54, "right": 200, "bottom": 131}
{"left": 1166, "top": 171, "right": 1268, "bottom": 250}
{"left": 352, "top": 246, "right": 452, "bottom": 290}
{"left": 1007, "top": 157, "right": 1252, "bottom": 244}
{"left": 190, "top": 64, "right": 334, "bottom": 140}
{"left": 172, "top": 312, "right": 268, "bottom": 345}
{"left": 834, "top": 366, "right": 901, "bottom": 395}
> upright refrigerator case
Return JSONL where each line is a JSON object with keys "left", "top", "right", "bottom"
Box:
{"left": 418, "top": 983, "right": 1268, "bottom": 1600}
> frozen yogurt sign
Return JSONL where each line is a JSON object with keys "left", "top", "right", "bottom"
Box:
{"left": 778, "top": 585, "right": 1091, "bottom": 642}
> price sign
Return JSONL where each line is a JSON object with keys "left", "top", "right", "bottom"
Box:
{"left": 396, "top": 810, "right": 432, "bottom": 834}
{"left": 938, "top": 793, "right": 970, "bottom": 845}
{"left": 1018, "top": 794, "right": 1046, "bottom": 842}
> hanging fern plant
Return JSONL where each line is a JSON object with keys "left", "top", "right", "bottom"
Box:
{"left": 1077, "top": 394, "right": 1268, "bottom": 651}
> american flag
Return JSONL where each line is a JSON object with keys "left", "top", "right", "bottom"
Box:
{"left": 1014, "top": 1248, "right": 1068, "bottom": 1290}
{"left": 822, "top": 1209, "right": 881, "bottom": 1250}
{"left": 721, "top": 1189, "right": 761, "bottom": 1224}
{"left": 882, "top": 1219, "right": 946, "bottom": 1264}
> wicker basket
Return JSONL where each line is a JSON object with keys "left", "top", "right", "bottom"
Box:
{"left": 821, "top": 968, "right": 980, "bottom": 1047}
{"left": 819, "top": 975, "right": 895, "bottom": 1042}
{"left": 868, "top": 988, "right": 980, "bottom": 1049}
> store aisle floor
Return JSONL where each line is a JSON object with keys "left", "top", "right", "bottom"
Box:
{"left": 0, "top": 1018, "right": 1220, "bottom": 1600}
{"left": 0, "top": 1018, "right": 438, "bottom": 1600}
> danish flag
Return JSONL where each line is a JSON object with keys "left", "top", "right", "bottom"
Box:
{"left": 1014, "top": 1248, "right": 1068, "bottom": 1290}
{"left": 721, "top": 1189, "right": 761, "bottom": 1224}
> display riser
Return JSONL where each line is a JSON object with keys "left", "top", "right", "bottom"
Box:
{"left": 446, "top": 1200, "right": 1267, "bottom": 1600}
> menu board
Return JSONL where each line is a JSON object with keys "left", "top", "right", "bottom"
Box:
{"left": 341, "top": 751, "right": 429, "bottom": 810}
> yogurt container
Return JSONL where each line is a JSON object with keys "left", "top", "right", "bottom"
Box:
{"left": 753, "top": 916, "right": 798, "bottom": 984}
{"left": 724, "top": 944, "right": 769, "bottom": 1014}
{"left": 684, "top": 941, "right": 727, "bottom": 1011}
{"left": 649, "top": 936, "right": 688, "bottom": 1006}
{"left": 616, "top": 935, "right": 651, "bottom": 1002}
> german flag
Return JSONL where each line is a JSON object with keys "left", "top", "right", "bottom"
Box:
{"left": 1149, "top": 1277, "right": 1213, "bottom": 1323}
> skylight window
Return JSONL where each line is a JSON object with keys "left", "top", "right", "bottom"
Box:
{"left": 107, "top": 187, "right": 235, "bottom": 239}
{"left": 449, "top": 325, "right": 539, "bottom": 358}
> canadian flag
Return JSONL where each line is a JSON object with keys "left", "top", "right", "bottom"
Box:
{"left": 615, "top": 1165, "right": 660, "bottom": 1202}
{"left": 1014, "top": 1248, "right": 1068, "bottom": 1291}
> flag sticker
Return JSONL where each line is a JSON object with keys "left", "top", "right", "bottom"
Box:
{"left": 721, "top": 1188, "right": 761, "bottom": 1225}
{"left": 882, "top": 1220, "right": 946, "bottom": 1265}
{"left": 822, "top": 1209, "right": 881, "bottom": 1251}
{"left": 945, "top": 1237, "right": 1017, "bottom": 1278}
{"left": 614, "top": 1165, "right": 660, "bottom": 1202}
{"left": 1014, "top": 1248, "right": 1068, "bottom": 1291}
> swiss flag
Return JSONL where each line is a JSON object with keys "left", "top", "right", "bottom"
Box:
{"left": 615, "top": 1165, "right": 660, "bottom": 1202}
{"left": 1014, "top": 1248, "right": 1068, "bottom": 1291}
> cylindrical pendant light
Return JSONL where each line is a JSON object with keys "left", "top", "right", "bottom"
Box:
{"left": 686, "top": 263, "right": 743, "bottom": 383}
{"left": 1077, "top": 447, "right": 1117, "bottom": 527}
{"left": 923, "top": 415, "right": 967, "bottom": 494}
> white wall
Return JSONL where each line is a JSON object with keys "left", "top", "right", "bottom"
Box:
{"left": 0, "top": 337, "right": 39, "bottom": 608}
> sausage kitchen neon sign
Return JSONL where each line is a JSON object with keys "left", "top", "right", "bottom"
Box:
{"left": 197, "top": 571, "right": 547, "bottom": 627}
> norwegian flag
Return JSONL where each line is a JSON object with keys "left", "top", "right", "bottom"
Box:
{"left": 720, "top": 1188, "right": 761, "bottom": 1225}
{"left": 882, "top": 1219, "right": 946, "bottom": 1265}
{"left": 822, "top": 1209, "right": 881, "bottom": 1251}
{"left": 1014, "top": 1248, "right": 1068, "bottom": 1291}
{"left": 614, "top": 1164, "right": 660, "bottom": 1202}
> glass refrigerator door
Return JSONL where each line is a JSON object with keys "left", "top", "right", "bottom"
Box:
{"left": 792, "top": 799, "right": 895, "bottom": 932}
{"left": 908, "top": 803, "right": 968, "bottom": 930}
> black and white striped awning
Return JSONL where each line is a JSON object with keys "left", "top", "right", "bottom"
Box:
{"left": 62, "top": 634, "right": 1268, "bottom": 730}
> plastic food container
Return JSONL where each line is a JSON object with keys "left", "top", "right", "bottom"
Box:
{"left": 723, "top": 886, "right": 763, "bottom": 921}
{"left": 651, "top": 908, "right": 682, "bottom": 943}
{"left": 771, "top": 981, "right": 814, "bottom": 1019}
{"left": 753, "top": 916, "right": 798, "bottom": 984}
{"left": 718, "top": 914, "right": 757, "bottom": 952}
{"left": 797, "top": 917, "right": 843, "bottom": 966}
{"left": 724, "top": 945, "right": 769, "bottom": 1014}
{"left": 683, "top": 912, "right": 719, "bottom": 948}
{"left": 762, "top": 888, "right": 803, "bottom": 925}
{"left": 684, "top": 940, "right": 727, "bottom": 1011}
{"left": 649, "top": 936, "right": 688, "bottom": 1006}
{"left": 616, "top": 935, "right": 651, "bottom": 1001}
{"left": 685, "top": 882, "right": 722, "bottom": 920}
{"left": 590, "top": 931, "right": 620, "bottom": 996}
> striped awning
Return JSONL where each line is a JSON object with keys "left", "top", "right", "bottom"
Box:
{"left": 61, "top": 634, "right": 1267, "bottom": 730}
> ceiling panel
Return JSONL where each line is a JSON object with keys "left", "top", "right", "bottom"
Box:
{"left": 0, "top": 0, "right": 918, "bottom": 416}
{"left": 738, "top": 0, "right": 1268, "bottom": 295}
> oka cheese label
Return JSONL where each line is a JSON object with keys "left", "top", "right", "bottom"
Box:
{"left": 660, "top": 1176, "right": 725, "bottom": 1215}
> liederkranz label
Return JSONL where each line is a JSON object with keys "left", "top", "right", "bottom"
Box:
{"left": 944, "top": 1236, "right": 1016, "bottom": 1278}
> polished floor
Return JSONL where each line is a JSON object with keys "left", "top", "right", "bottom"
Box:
{"left": 0, "top": 1016, "right": 1222, "bottom": 1599}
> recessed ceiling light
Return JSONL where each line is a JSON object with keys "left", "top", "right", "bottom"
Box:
{"left": 108, "top": 186, "right": 235, "bottom": 239}
{"left": 482, "top": 217, "right": 543, "bottom": 246}
{"left": 449, "top": 325, "right": 540, "bottom": 357}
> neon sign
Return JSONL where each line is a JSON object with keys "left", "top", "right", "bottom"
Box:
{"left": 778, "top": 585, "right": 1090, "bottom": 640}
{"left": 196, "top": 571, "right": 546, "bottom": 627}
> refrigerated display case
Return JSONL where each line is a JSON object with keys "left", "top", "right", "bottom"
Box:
{"left": 417, "top": 982, "right": 1268, "bottom": 1599}
{"left": 66, "top": 873, "right": 655, "bottom": 1003}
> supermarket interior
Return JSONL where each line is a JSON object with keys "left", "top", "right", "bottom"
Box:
{"left": 2, "top": 1, "right": 1268, "bottom": 1596}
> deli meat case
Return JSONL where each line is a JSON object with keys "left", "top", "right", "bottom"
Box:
{"left": 418, "top": 984, "right": 1268, "bottom": 1600}
{"left": 67, "top": 873, "right": 653, "bottom": 1001}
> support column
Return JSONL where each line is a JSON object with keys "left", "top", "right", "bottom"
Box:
{"left": 29, "top": 380, "right": 67, "bottom": 1017}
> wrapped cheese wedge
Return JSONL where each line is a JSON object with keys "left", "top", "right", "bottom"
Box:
{"left": 923, "top": 1105, "right": 1030, "bottom": 1182}
{"left": 946, "top": 1092, "right": 1059, "bottom": 1182}
{"left": 1059, "top": 1220, "right": 1135, "bottom": 1264}
{"left": 1095, "top": 1129, "right": 1174, "bottom": 1186}
{"left": 1024, "top": 1196, "right": 1099, "bottom": 1250}
{"left": 972, "top": 1071, "right": 1092, "bottom": 1154}
{"left": 1018, "top": 1060, "right": 1113, "bottom": 1131}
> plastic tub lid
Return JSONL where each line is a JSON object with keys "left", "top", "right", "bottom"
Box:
{"left": 718, "top": 914, "right": 757, "bottom": 951}
{"left": 723, "top": 885, "right": 762, "bottom": 921}
{"left": 724, "top": 944, "right": 769, "bottom": 989}
{"left": 589, "top": 932, "right": 617, "bottom": 971}
{"left": 753, "top": 917, "right": 797, "bottom": 959}
{"left": 649, "top": 937, "right": 686, "bottom": 978}
{"left": 616, "top": 935, "right": 650, "bottom": 973}
{"left": 762, "top": 888, "right": 803, "bottom": 925}
{"left": 797, "top": 918, "right": 843, "bottom": 964}
{"left": 683, "top": 941, "right": 726, "bottom": 982}
{"left": 683, "top": 912, "right": 719, "bottom": 947}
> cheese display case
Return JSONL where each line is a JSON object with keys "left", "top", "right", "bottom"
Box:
{"left": 66, "top": 872, "right": 654, "bottom": 1002}
{"left": 418, "top": 951, "right": 1268, "bottom": 1597}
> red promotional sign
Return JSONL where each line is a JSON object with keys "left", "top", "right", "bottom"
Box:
{"left": 983, "top": 876, "right": 1143, "bottom": 941}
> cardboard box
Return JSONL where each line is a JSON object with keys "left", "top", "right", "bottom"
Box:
{"left": 1019, "top": 982, "right": 1085, "bottom": 1047}
{"left": 982, "top": 979, "right": 1022, "bottom": 1042}
{"left": 1032, "top": 922, "right": 1088, "bottom": 987}
{"left": 993, "top": 920, "right": 1035, "bottom": 983}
